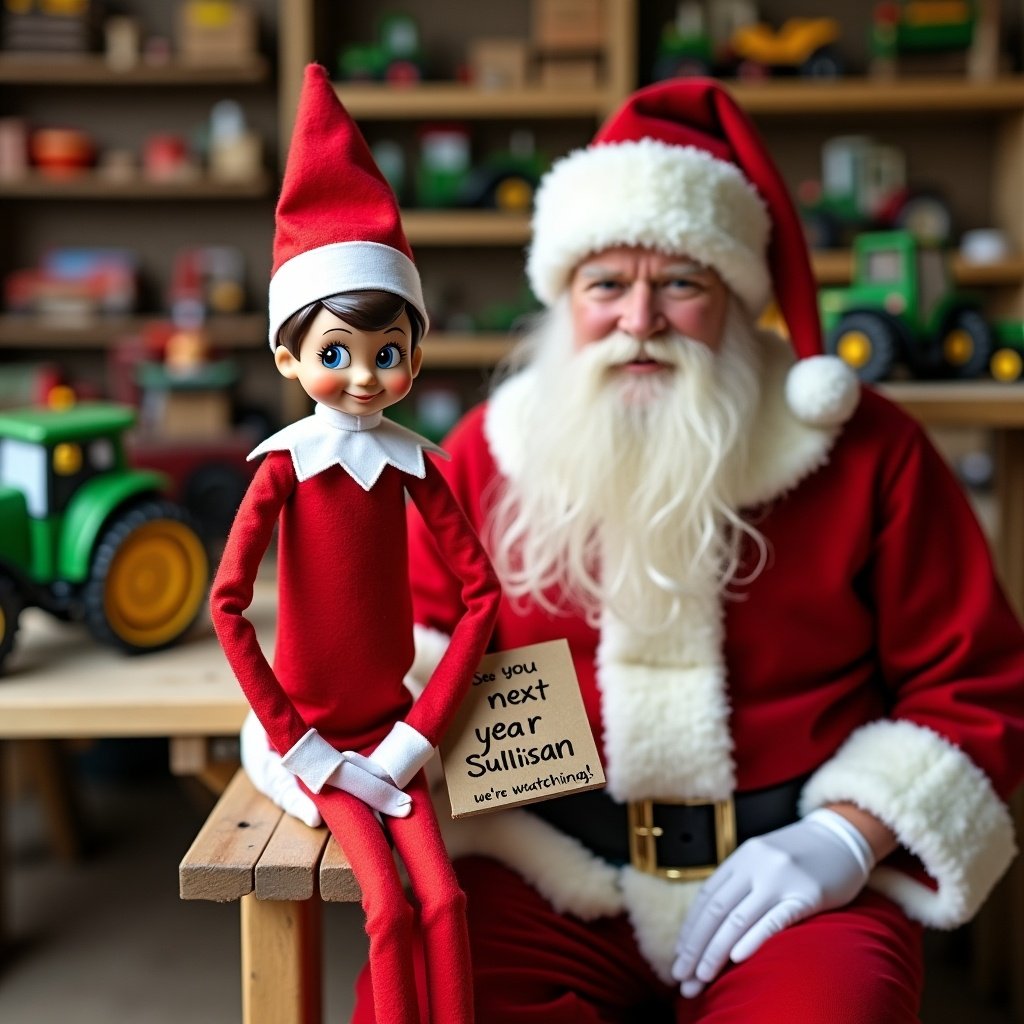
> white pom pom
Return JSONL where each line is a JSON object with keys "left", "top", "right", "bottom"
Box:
{"left": 785, "top": 355, "right": 860, "bottom": 427}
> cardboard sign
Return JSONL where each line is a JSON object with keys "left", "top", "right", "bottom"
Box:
{"left": 440, "top": 639, "right": 605, "bottom": 818}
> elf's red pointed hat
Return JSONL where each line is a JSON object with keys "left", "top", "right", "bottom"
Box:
{"left": 268, "top": 64, "right": 427, "bottom": 349}
{"left": 526, "top": 79, "right": 857, "bottom": 427}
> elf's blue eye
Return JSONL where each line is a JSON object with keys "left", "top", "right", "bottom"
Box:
{"left": 376, "top": 344, "right": 403, "bottom": 369}
{"left": 320, "top": 344, "right": 350, "bottom": 369}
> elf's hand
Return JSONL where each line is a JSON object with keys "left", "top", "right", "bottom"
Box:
{"left": 324, "top": 757, "right": 412, "bottom": 817}
{"left": 671, "top": 809, "right": 875, "bottom": 998}
{"left": 362, "top": 721, "right": 435, "bottom": 790}
{"left": 241, "top": 710, "right": 321, "bottom": 827}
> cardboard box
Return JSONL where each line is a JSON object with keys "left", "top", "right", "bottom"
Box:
{"left": 532, "top": 0, "right": 604, "bottom": 52}
{"left": 469, "top": 38, "right": 530, "bottom": 90}
{"left": 537, "top": 54, "right": 601, "bottom": 89}
{"left": 177, "top": 1, "right": 257, "bottom": 66}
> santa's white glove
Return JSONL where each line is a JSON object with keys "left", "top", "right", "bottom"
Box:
{"left": 241, "top": 711, "right": 322, "bottom": 827}
{"left": 671, "top": 808, "right": 875, "bottom": 998}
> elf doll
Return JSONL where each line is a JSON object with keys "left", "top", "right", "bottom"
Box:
{"left": 210, "top": 64, "right": 501, "bottom": 1024}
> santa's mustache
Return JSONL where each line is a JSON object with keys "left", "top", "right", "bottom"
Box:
{"left": 573, "top": 333, "right": 706, "bottom": 370}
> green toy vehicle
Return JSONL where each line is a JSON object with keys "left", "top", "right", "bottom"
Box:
{"left": 0, "top": 402, "right": 210, "bottom": 674}
{"left": 800, "top": 136, "right": 952, "bottom": 249}
{"left": 871, "top": 0, "right": 975, "bottom": 63}
{"left": 819, "top": 230, "right": 992, "bottom": 382}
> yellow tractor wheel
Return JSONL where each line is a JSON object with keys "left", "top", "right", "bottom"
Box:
{"left": 990, "top": 347, "right": 1024, "bottom": 383}
{"left": 83, "top": 500, "right": 209, "bottom": 653}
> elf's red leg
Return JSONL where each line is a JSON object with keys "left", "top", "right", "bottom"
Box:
{"left": 388, "top": 773, "right": 473, "bottom": 1024}
{"left": 310, "top": 786, "right": 420, "bottom": 1024}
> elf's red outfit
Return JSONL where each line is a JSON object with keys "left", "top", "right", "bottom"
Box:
{"left": 214, "top": 63, "right": 501, "bottom": 1024}
{"left": 212, "top": 411, "right": 500, "bottom": 1024}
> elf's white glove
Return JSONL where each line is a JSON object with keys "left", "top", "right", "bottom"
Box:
{"left": 671, "top": 808, "right": 875, "bottom": 998}
{"left": 242, "top": 712, "right": 413, "bottom": 824}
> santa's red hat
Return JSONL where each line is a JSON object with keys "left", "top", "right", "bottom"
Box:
{"left": 267, "top": 64, "right": 427, "bottom": 349}
{"left": 526, "top": 79, "right": 857, "bottom": 427}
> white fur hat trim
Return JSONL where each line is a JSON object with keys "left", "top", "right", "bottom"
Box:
{"left": 785, "top": 354, "right": 861, "bottom": 427}
{"left": 527, "top": 138, "right": 771, "bottom": 312}
{"left": 268, "top": 240, "right": 427, "bottom": 350}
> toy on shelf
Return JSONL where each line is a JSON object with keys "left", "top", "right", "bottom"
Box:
{"left": 29, "top": 127, "right": 96, "bottom": 177}
{"left": 0, "top": 399, "right": 210, "bottom": 675}
{"left": 337, "top": 13, "right": 423, "bottom": 84}
{"left": 799, "top": 135, "right": 952, "bottom": 250}
{"left": 869, "top": 0, "right": 997, "bottom": 79}
{"left": 652, "top": 1, "right": 841, "bottom": 80}
{"left": 176, "top": 0, "right": 258, "bottom": 67}
{"left": 4, "top": 248, "right": 138, "bottom": 324}
{"left": 415, "top": 126, "right": 546, "bottom": 211}
{"left": 729, "top": 16, "right": 842, "bottom": 78}
{"left": 819, "top": 229, "right": 992, "bottom": 382}
{"left": 206, "top": 99, "right": 262, "bottom": 183}
{"left": 532, "top": 0, "right": 605, "bottom": 89}
{"left": 1, "top": 0, "right": 102, "bottom": 55}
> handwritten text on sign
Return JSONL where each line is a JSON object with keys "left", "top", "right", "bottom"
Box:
{"left": 441, "top": 639, "right": 605, "bottom": 818}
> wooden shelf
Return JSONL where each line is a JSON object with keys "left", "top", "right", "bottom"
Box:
{"left": 812, "top": 251, "right": 1024, "bottom": 287}
{"left": 878, "top": 381, "right": 1024, "bottom": 427}
{"left": 333, "top": 81, "right": 615, "bottom": 119}
{"left": 0, "top": 54, "right": 270, "bottom": 86}
{"left": 402, "top": 209, "right": 531, "bottom": 245}
{"left": 0, "top": 313, "right": 267, "bottom": 349}
{"left": 0, "top": 171, "right": 273, "bottom": 200}
{"left": 726, "top": 76, "right": 1024, "bottom": 116}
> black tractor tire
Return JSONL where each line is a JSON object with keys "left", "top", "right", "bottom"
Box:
{"left": 825, "top": 311, "right": 900, "bottom": 382}
{"left": 800, "top": 46, "right": 842, "bottom": 78}
{"left": 0, "top": 575, "right": 22, "bottom": 675}
{"left": 939, "top": 309, "right": 993, "bottom": 380}
{"left": 82, "top": 498, "right": 210, "bottom": 655}
{"left": 892, "top": 192, "right": 954, "bottom": 247}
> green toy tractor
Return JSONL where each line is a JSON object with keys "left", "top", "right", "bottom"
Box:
{"left": 0, "top": 402, "right": 210, "bottom": 674}
{"left": 819, "top": 230, "right": 992, "bottom": 382}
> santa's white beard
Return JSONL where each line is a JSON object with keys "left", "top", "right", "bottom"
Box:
{"left": 487, "top": 296, "right": 767, "bottom": 631}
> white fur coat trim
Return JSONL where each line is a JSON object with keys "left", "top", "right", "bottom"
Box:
{"left": 800, "top": 718, "right": 1017, "bottom": 928}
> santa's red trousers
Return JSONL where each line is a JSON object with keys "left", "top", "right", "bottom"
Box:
{"left": 351, "top": 855, "right": 923, "bottom": 1023}
{"left": 308, "top": 773, "right": 471, "bottom": 1024}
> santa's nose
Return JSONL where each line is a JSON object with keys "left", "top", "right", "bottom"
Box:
{"left": 618, "top": 283, "right": 667, "bottom": 341}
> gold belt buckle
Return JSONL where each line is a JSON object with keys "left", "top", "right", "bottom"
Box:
{"left": 627, "top": 797, "right": 737, "bottom": 881}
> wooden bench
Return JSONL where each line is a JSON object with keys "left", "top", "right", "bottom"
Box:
{"left": 179, "top": 769, "right": 361, "bottom": 1024}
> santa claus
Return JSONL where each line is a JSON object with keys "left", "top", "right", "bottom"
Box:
{"left": 245, "top": 79, "right": 1024, "bottom": 1022}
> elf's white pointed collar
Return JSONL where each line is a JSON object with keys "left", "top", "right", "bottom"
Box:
{"left": 248, "top": 403, "right": 447, "bottom": 490}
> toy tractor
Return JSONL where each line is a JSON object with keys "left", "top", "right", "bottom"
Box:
{"left": 871, "top": 0, "right": 976, "bottom": 64}
{"left": 819, "top": 230, "right": 992, "bottom": 382}
{"left": 800, "top": 135, "right": 952, "bottom": 249}
{"left": 0, "top": 402, "right": 210, "bottom": 674}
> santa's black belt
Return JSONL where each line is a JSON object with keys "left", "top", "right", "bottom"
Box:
{"left": 525, "top": 776, "right": 809, "bottom": 881}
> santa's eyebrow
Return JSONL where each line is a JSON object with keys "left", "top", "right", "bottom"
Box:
{"left": 659, "top": 262, "right": 711, "bottom": 277}
{"left": 577, "top": 264, "right": 625, "bottom": 279}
